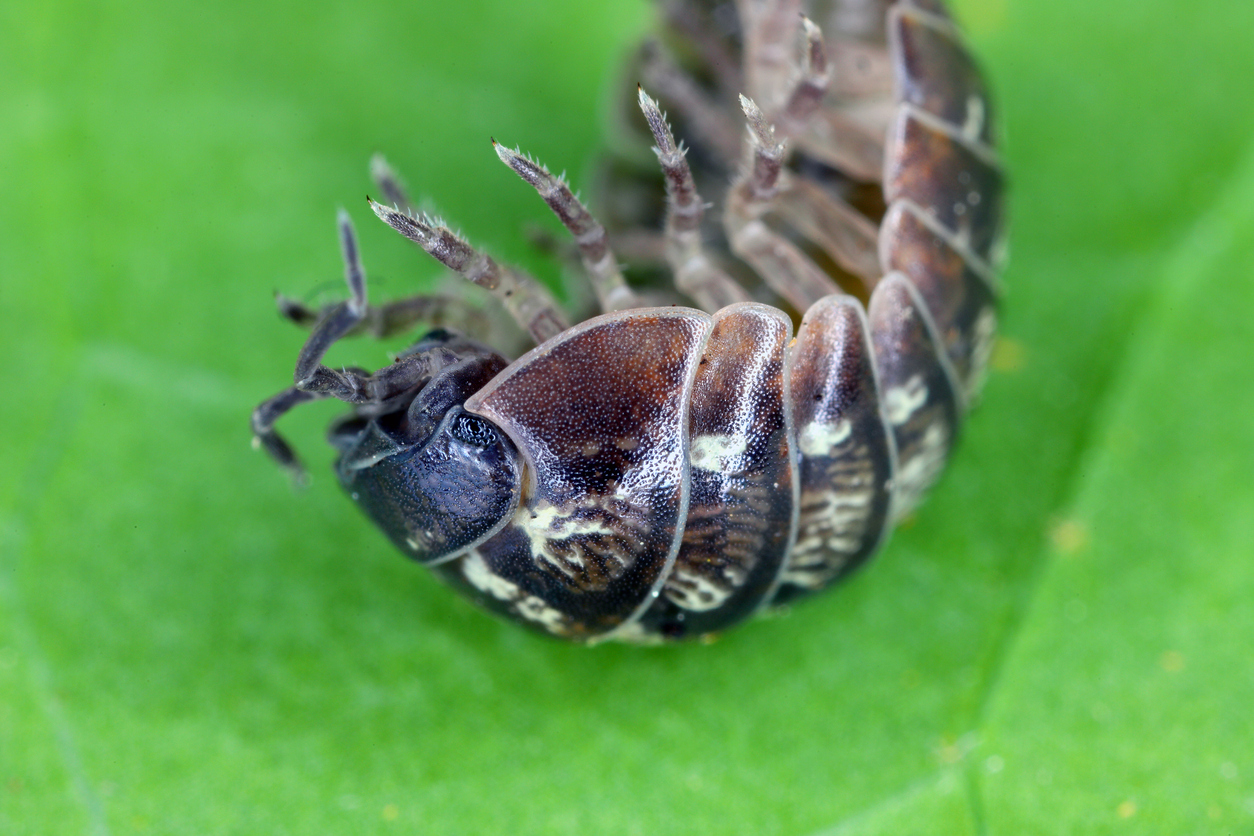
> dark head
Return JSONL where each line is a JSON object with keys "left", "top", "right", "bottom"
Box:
{"left": 328, "top": 329, "right": 522, "bottom": 565}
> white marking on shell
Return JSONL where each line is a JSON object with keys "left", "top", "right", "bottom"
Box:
{"left": 798, "top": 418, "right": 853, "bottom": 457}
{"left": 664, "top": 563, "right": 741, "bottom": 612}
{"left": 784, "top": 486, "right": 876, "bottom": 588}
{"left": 514, "top": 594, "right": 570, "bottom": 633}
{"left": 604, "top": 619, "right": 668, "bottom": 647}
{"left": 967, "top": 306, "right": 998, "bottom": 399}
{"left": 893, "top": 422, "right": 949, "bottom": 521}
{"left": 689, "top": 433, "right": 748, "bottom": 471}
{"left": 462, "top": 550, "right": 524, "bottom": 601}
{"left": 963, "top": 94, "right": 985, "bottom": 142}
{"left": 883, "top": 375, "right": 929, "bottom": 425}
{"left": 526, "top": 502, "right": 617, "bottom": 542}
{"left": 461, "top": 550, "right": 570, "bottom": 634}
{"left": 517, "top": 499, "right": 635, "bottom": 581}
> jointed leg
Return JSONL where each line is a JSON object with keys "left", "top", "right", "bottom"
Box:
{"left": 253, "top": 211, "right": 481, "bottom": 481}
{"left": 370, "top": 154, "right": 414, "bottom": 214}
{"left": 251, "top": 386, "right": 331, "bottom": 484}
{"left": 493, "top": 141, "right": 640, "bottom": 313}
{"left": 773, "top": 17, "right": 831, "bottom": 139}
{"left": 291, "top": 210, "right": 370, "bottom": 396}
{"left": 253, "top": 348, "right": 456, "bottom": 483}
{"left": 637, "top": 39, "right": 742, "bottom": 165}
{"left": 735, "top": 0, "right": 803, "bottom": 111}
{"left": 772, "top": 176, "right": 882, "bottom": 286}
{"left": 637, "top": 86, "right": 749, "bottom": 312}
{"left": 277, "top": 292, "right": 491, "bottom": 343}
{"left": 724, "top": 96, "right": 841, "bottom": 311}
{"left": 660, "top": 0, "right": 743, "bottom": 96}
{"left": 370, "top": 198, "right": 569, "bottom": 343}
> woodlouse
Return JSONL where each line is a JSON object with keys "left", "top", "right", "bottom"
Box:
{"left": 251, "top": 0, "right": 1004, "bottom": 643}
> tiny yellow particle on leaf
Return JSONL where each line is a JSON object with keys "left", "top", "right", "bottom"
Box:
{"left": 1159, "top": 650, "right": 1185, "bottom": 673}
{"left": 990, "top": 335, "right": 1025, "bottom": 372}
{"left": 1048, "top": 518, "right": 1089, "bottom": 555}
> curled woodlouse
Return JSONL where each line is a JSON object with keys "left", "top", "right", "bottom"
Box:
{"left": 251, "top": 0, "right": 1004, "bottom": 643}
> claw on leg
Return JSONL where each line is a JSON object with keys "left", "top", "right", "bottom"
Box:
{"left": 637, "top": 86, "right": 749, "bottom": 311}
{"left": 493, "top": 140, "right": 640, "bottom": 313}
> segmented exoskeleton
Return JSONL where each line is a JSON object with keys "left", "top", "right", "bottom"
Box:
{"left": 251, "top": 0, "right": 1004, "bottom": 643}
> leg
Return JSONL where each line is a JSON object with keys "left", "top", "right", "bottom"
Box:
{"left": 660, "top": 0, "right": 743, "bottom": 96}
{"left": 772, "top": 175, "right": 882, "bottom": 286}
{"left": 290, "top": 210, "right": 369, "bottom": 396}
{"left": 250, "top": 386, "right": 330, "bottom": 484}
{"left": 253, "top": 212, "right": 467, "bottom": 481}
{"left": 791, "top": 100, "right": 890, "bottom": 183}
{"left": 252, "top": 348, "right": 456, "bottom": 482}
{"left": 494, "top": 141, "right": 641, "bottom": 313}
{"left": 369, "top": 154, "right": 413, "bottom": 214}
{"left": 723, "top": 96, "right": 841, "bottom": 311}
{"left": 764, "top": 12, "right": 889, "bottom": 182}
{"left": 735, "top": 0, "right": 802, "bottom": 111}
{"left": 369, "top": 198, "right": 569, "bottom": 343}
{"left": 637, "top": 39, "right": 742, "bottom": 165}
{"left": 277, "top": 291, "right": 491, "bottom": 342}
{"left": 772, "top": 17, "right": 831, "bottom": 139}
{"left": 637, "top": 86, "right": 749, "bottom": 312}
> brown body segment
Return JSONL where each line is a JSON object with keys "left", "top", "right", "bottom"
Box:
{"left": 880, "top": 201, "right": 997, "bottom": 400}
{"left": 453, "top": 309, "right": 711, "bottom": 639}
{"left": 890, "top": 5, "right": 995, "bottom": 145}
{"left": 867, "top": 273, "right": 961, "bottom": 522}
{"left": 884, "top": 108, "right": 1004, "bottom": 263}
{"left": 773, "top": 295, "right": 895, "bottom": 603}
{"left": 632, "top": 304, "right": 798, "bottom": 640}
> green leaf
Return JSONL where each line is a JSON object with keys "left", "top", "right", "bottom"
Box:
{"left": 3, "top": 1, "right": 1252, "bottom": 833}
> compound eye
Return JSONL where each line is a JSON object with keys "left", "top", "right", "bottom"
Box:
{"left": 449, "top": 412, "right": 498, "bottom": 448}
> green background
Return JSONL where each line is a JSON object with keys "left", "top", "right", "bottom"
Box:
{"left": 4, "top": 0, "right": 1253, "bottom": 833}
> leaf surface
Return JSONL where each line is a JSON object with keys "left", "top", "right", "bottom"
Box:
{"left": 2, "top": 1, "right": 1252, "bottom": 833}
